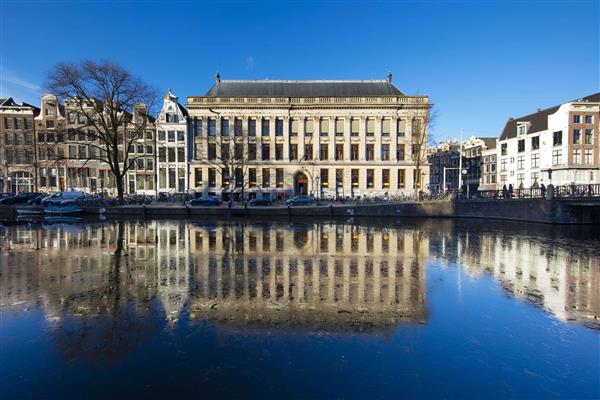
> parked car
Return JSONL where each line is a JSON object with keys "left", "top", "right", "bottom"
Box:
{"left": 0, "top": 193, "right": 12, "bottom": 201}
{"left": 28, "top": 194, "right": 46, "bottom": 205}
{"left": 286, "top": 195, "right": 315, "bottom": 206}
{"left": 189, "top": 196, "right": 221, "bottom": 206}
{"left": 250, "top": 196, "right": 272, "bottom": 206}
{"left": 41, "top": 191, "right": 86, "bottom": 207}
{"left": 0, "top": 192, "right": 43, "bottom": 205}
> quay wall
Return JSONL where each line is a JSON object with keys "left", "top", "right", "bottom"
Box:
{"left": 1, "top": 199, "right": 598, "bottom": 224}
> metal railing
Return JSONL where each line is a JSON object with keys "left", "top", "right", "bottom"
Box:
{"left": 471, "top": 184, "right": 600, "bottom": 200}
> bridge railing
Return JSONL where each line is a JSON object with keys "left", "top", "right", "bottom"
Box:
{"left": 467, "top": 184, "right": 600, "bottom": 200}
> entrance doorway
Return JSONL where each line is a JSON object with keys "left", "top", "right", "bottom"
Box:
{"left": 294, "top": 172, "right": 308, "bottom": 195}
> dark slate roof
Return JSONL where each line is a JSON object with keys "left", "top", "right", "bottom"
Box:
{"left": 0, "top": 98, "right": 8, "bottom": 106}
{"left": 481, "top": 137, "right": 497, "bottom": 149}
{"left": 204, "top": 80, "right": 404, "bottom": 97}
{"left": 499, "top": 92, "right": 600, "bottom": 141}
{"left": 177, "top": 103, "right": 190, "bottom": 118}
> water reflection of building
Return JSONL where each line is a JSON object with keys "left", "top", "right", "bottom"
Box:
{"left": 187, "top": 223, "right": 428, "bottom": 329}
{"left": 434, "top": 228, "right": 600, "bottom": 325}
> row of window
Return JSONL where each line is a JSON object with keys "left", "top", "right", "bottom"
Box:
{"left": 500, "top": 149, "right": 595, "bottom": 170}
{"left": 4, "top": 149, "right": 34, "bottom": 164}
{"left": 194, "top": 167, "right": 411, "bottom": 190}
{"left": 572, "top": 115, "right": 594, "bottom": 124}
{"left": 157, "top": 130, "right": 185, "bottom": 142}
{"left": 195, "top": 117, "right": 411, "bottom": 137}
{"left": 503, "top": 129, "right": 595, "bottom": 155}
{"left": 2, "top": 117, "right": 33, "bottom": 130}
{"left": 200, "top": 142, "right": 408, "bottom": 162}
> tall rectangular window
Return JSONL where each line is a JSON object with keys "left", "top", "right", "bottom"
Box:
{"left": 275, "top": 144, "right": 283, "bottom": 160}
{"left": 194, "top": 120, "right": 203, "bottom": 137}
{"left": 573, "top": 149, "right": 581, "bottom": 164}
{"left": 320, "top": 118, "right": 329, "bottom": 135}
{"left": 396, "top": 144, "right": 405, "bottom": 161}
{"left": 262, "top": 143, "right": 270, "bottom": 160}
{"left": 518, "top": 139, "right": 525, "bottom": 152}
{"left": 248, "top": 119, "right": 256, "bottom": 136}
{"left": 366, "top": 119, "right": 375, "bottom": 136}
{"left": 336, "top": 169, "right": 344, "bottom": 188}
{"left": 531, "top": 136, "right": 539, "bottom": 150}
{"left": 351, "top": 169, "right": 359, "bottom": 188}
{"left": 234, "top": 118, "right": 243, "bottom": 136}
{"left": 397, "top": 169, "right": 406, "bottom": 188}
{"left": 208, "top": 168, "right": 216, "bottom": 187}
{"left": 275, "top": 119, "right": 283, "bottom": 136}
{"left": 573, "top": 129, "right": 582, "bottom": 144}
{"left": 351, "top": 118, "right": 359, "bottom": 135}
{"left": 397, "top": 119, "right": 406, "bottom": 136}
{"left": 552, "top": 149, "right": 562, "bottom": 165}
{"left": 553, "top": 131, "right": 562, "bottom": 146}
{"left": 382, "top": 169, "right": 390, "bottom": 188}
{"left": 584, "top": 149, "right": 593, "bottom": 164}
{"left": 381, "top": 144, "right": 389, "bottom": 160}
{"left": 531, "top": 153, "right": 539, "bottom": 168}
{"left": 262, "top": 168, "right": 270, "bottom": 187}
{"left": 275, "top": 168, "right": 284, "bottom": 188}
{"left": 220, "top": 119, "right": 229, "bottom": 136}
{"left": 351, "top": 144, "right": 359, "bottom": 161}
{"left": 517, "top": 155, "right": 524, "bottom": 170}
{"left": 501, "top": 143, "right": 507, "bottom": 155}
{"left": 335, "top": 144, "right": 344, "bottom": 160}
{"left": 320, "top": 169, "right": 329, "bottom": 187}
{"left": 261, "top": 118, "right": 270, "bottom": 136}
{"left": 366, "top": 144, "right": 374, "bottom": 161}
{"left": 585, "top": 115, "right": 593, "bottom": 124}
{"left": 304, "top": 144, "right": 313, "bottom": 160}
{"left": 208, "top": 119, "right": 216, "bottom": 136}
{"left": 290, "top": 119, "right": 299, "bottom": 136}
{"left": 335, "top": 118, "right": 344, "bottom": 136}
{"left": 208, "top": 143, "right": 216, "bottom": 160}
{"left": 248, "top": 143, "right": 256, "bottom": 160}
{"left": 585, "top": 129, "right": 593, "bottom": 144}
{"left": 382, "top": 119, "right": 390, "bottom": 135}
{"left": 249, "top": 168, "right": 257, "bottom": 187}
{"left": 319, "top": 144, "right": 328, "bottom": 160}
{"left": 289, "top": 144, "right": 298, "bottom": 160}
{"left": 305, "top": 119, "right": 314, "bottom": 136}
{"left": 573, "top": 115, "right": 581, "bottom": 123}
{"left": 366, "top": 169, "right": 374, "bottom": 188}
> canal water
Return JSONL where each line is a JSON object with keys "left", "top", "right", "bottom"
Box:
{"left": 0, "top": 218, "right": 598, "bottom": 399}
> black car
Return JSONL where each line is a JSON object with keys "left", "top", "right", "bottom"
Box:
{"left": 0, "top": 192, "right": 43, "bottom": 205}
{"left": 28, "top": 194, "right": 46, "bottom": 205}
{"left": 250, "top": 196, "right": 272, "bottom": 206}
{"left": 189, "top": 196, "right": 221, "bottom": 206}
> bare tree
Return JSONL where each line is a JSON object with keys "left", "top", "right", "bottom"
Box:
{"left": 204, "top": 123, "right": 252, "bottom": 202}
{"left": 46, "top": 60, "right": 157, "bottom": 201}
{"left": 410, "top": 107, "right": 437, "bottom": 197}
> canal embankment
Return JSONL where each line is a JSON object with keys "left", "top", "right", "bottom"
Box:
{"left": 2, "top": 198, "right": 599, "bottom": 224}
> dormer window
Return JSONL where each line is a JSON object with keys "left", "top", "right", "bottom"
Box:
{"left": 166, "top": 113, "right": 178, "bottom": 123}
{"left": 517, "top": 124, "right": 526, "bottom": 136}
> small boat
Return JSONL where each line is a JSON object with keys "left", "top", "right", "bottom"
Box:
{"left": 44, "top": 216, "right": 83, "bottom": 224}
{"left": 16, "top": 205, "right": 44, "bottom": 215}
{"left": 44, "top": 204, "right": 83, "bottom": 215}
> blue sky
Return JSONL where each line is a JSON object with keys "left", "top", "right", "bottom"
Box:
{"left": 1, "top": 0, "right": 598, "bottom": 141}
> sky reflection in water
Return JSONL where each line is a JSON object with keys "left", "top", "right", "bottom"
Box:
{"left": 0, "top": 219, "right": 598, "bottom": 399}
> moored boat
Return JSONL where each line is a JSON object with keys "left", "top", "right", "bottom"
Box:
{"left": 16, "top": 205, "right": 44, "bottom": 215}
{"left": 44, "top": 204, "right": 83, "bottom": 215}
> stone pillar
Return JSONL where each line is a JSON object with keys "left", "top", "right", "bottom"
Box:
{"left": 344, "top": 117, "right": 351, "bottom": 161}
{"left": 269, "top": 118, "right": 276, "bottom": 160}
{"left": 374, "top": 117, "right": 382, "bottom": 161}
{"left": 298, "top": 117, "right": 305, "bottom": 160}
{"left": 315, "top": 117, "right": 321, "bottom": 161}
{"left": 391, "top": 117, "right": 398, "bottom": 161}
{"left": 283, "top": 117, "right": 290, "bottom": 160}
{"left": 359, "top": 117, "right": 366, "bottom": 161}
{"left": 329, "top": 117, "right": 336, "bottom": 162}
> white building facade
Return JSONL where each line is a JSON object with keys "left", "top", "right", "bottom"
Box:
{"left": 497, "top": 93, "right": 600, "bottom": 189}
{"left": 155, "top": 90, "right": 192, "bottom": 195}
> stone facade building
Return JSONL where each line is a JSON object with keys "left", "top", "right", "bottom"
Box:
{"left": 461, "top": 136, "right": 496, "bottom": 194}
{"left": 427, "top": 140, "right": 460, "bottom": 192}
{"left": 187, "top": 74, "right": 431, "bottom": 200}
{"left": 36, "top": 94, "right": 66, "bottom": 192}
{"left": 0, "top": 98, "right": 39, "bottom": 193}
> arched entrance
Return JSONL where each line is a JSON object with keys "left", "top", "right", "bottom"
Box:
{"left": 294, "top": 172, "right": 309, "bottom": 195}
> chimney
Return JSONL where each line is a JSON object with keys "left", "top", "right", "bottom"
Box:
{"left": 386, "top": 71, "right": 392, "bottom": 83}
{"left": 216, "top": 71, "right": 221, "bottom": 84}
{"left": 536, "top": 108, "right": 542, "bottom": 112}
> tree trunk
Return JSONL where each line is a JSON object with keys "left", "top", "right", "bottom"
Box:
{"left": 115, "top": 174, "right": 125, "bottom": 203}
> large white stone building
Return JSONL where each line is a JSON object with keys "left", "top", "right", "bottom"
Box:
{"left": 187, "top": 74, "right": 431, "bottom": 200}
{"left": 497, "top": 93, "right": 600, "bottom": 189}
{"left": 155, "top": 90, "right": 192, "bottom": 195}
